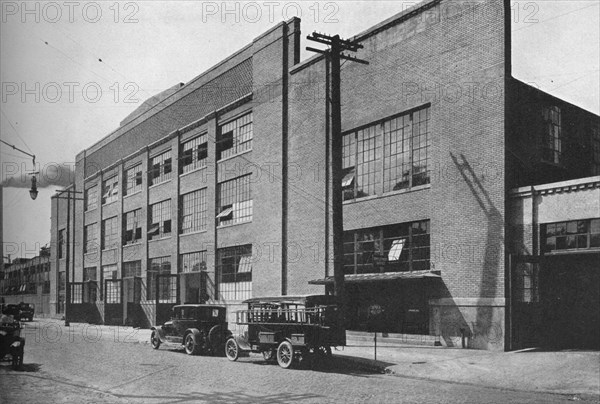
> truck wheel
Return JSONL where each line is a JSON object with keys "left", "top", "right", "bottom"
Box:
{"left": 276, "top": 340, "right": 294, "bottom": 369}
{"left": 225, "top": 338, "right": 239, "bottom": 361}
{"left": 150, "top": 331, "right": 161, "bottom": 350}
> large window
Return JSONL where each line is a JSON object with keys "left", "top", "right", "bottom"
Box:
{"left": 123, "top": 209, "right": 142, "bottom": 245}
{"left": 124, "top": 163, "right": 143, "bottom": 195}
{"left": 541, "top": 106, "right": 562, "bottom": 164}
{"left": 84, "top": 185, "right": 98, "bottom": 211}
{"left": 102, "top": 176, "right": 119, "bottom": 205}
{"left": 123, "top": 261, "right": 141, "bottom": 278}
{"left": 84, "top": 223, "right": 98, "bottom": 253}
{"left": 180, "top": 189, "right": 207, "bottom": 234}
{"left": 149, "top": 150, "right": 172, "bottom": 186}
{"left": 180, "top": 134, "right": 208, "bottom": 173}
{"left": 102, "top": 264, "right": 117, "bottom": 281}
{"left": 180, "top": 251, "right": 207, "bottom": 273}
{"left": 216, "top": 245, "right": 252, "bottom": 301}
{"left": 543, "top": 218, "right": 600, "bottom": 252}
{"left": 149, "top": 199, "right": 171, "bottom": 240}
{"left": 343, "top": 106, "right": 430, "bottom": 200}
{"left": 101, "top": 216, "right": 119, "bottom": 250}
{"left": 343, "top": 220, "right": 430, "bottom": 274}
{"left": 217, "top": 175, "right": 252, "bottom": 226}
{"left": 217, "top": 113, "right": 253, "bottom": 160}
{"left": 147, "top": 257, "right": 173, "bottom": 301}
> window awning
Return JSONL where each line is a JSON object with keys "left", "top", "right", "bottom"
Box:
{"left": 238, "top": 255, "right": 252, "bottom": 273}
{"left": 308, "top": 270, "right": 441, "bottom": 285}
{"left": 216, "top": 207, "right": 233, "bottom": 219}
{"left": 342, "top": 173, "right": 355, "bottom": 187}
{"left": 388, "top": 239, "right": 405, "bottom": 261}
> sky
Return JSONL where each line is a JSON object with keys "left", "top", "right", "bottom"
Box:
{"left": 1, "top": 0, "right": 599, "bottom": 259}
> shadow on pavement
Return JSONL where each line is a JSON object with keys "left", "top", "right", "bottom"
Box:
{"left": 0, "top": 362, "right": 42, "bottom": 372}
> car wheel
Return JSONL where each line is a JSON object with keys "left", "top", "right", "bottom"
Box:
{"left": 225, "top": 338, "right": 239, "bottom": 361}
{"left": 276, "top": 340, "right": 294, "bottom": 369}
{"left": 184, "top": 333, "right": 201, "bottom": 355}
{"left": 150, "top": 331, "right": 161, "bottom": 350}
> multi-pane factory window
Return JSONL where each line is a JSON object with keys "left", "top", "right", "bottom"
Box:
{"left": 123, "top": 209, "right": 142, "bottom": 245}
{"left": 149, "top": 199, "right": 171, "bottom": 240}
{"left": 180, "top": 134, "right": 208, "bottom": 173}
{"left": 102, "top": 176, "right": 119, "bottom": 204}
{"left": 124, "top": 163, "right": 143, "bottom": 195}
{"left": 541, "top": 105, "right": 562, "bottom": 164}
{"left": 216, "top": 245, "right": 252, "bottom": 301}
{"left": 180, "top": 251, "right": 207, "bottom": 273}
{"left": 83, "top": 223, "right": 98, "bottom": 253}
{"left": 180, "top": 189, "right": 207, "bottom": 234}
{"left": 217, "top": 175, "right": 252, "bottom": 226}
{"left": 102, "top": 264, "right": 117, "bottom": 281}
{"left": 217, "top": 113, "right": 253, "bottom": 160}
{"left": 123, "top": 261, "right": 141, "bottom": 278}
{"left": 101, "top": 216, "right": 119, "bottom": 250}
{"left": 84, "top": 185, "right": 98, "bottom": 211}
{"left": 343, "top": 106, "right": 430, "bottom": 199}
{"left": 343, "top": 220, "right": 430, "bottom": 274}
{"left": 58, "top": 229, "right": 65, "bottom": 259}
{"left": 149, "top": 150, "right": 172, "bottom": 186}
{"left": 543, "top": 218, "right": 600, "bottom": 252}
{"left": 147, "top": 257, "right": 172, "bottom": 301}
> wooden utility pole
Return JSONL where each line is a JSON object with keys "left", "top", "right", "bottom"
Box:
{"left": 307, "top": 33, "right": 368, "bottom": 326}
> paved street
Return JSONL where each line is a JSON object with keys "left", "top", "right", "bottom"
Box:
{"left": 0, "top": 321, "right": 593, "bottom": 404}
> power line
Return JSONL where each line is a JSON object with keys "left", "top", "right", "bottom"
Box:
{"left": 0, "top": 109, "right": 34, "bottom": 155}
{"left": 512, "top": 3, "right": 599, "bottom": 33}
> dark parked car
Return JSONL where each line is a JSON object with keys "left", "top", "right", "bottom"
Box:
{"left": 0, "top": 315, "right": 25, "bottom": 370}
{"left": 150, "top": 304, "right": 231, "bottom": 356}
{"left": 2, "top": 303, "right": 35, "bottom": 322}
{"left": 3, "top": 303, "right": 34, "bottom": 322}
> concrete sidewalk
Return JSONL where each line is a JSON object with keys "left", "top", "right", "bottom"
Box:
{"left": 27, "top": 319, "right": 600, "bottom": 399}
{"left": 335, "top": 342, "right": 600, "bottom": 398}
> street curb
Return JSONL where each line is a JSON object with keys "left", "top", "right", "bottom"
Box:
{"left": 333, "top": 354, "right": 391, "bottom": 374}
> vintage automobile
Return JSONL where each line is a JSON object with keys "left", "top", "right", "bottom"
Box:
{"left": 150, "top": 304, "right": 231, "bottom": 356}
{"left": 0, "top": 315, "right": 25, "bottom": 370}
{"left": 225, "top": 295, "right": 346, "bottom": 369}
{"left": 2, "top": 303, "right": 34, "bottom": 322}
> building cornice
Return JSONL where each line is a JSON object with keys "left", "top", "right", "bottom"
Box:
{"left": 509, "top": 176, "right": 600, "bottom": 198}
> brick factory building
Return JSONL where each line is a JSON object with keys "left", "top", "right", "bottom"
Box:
{"left": 49, "top": 0, "right": 599, "bottom": 350}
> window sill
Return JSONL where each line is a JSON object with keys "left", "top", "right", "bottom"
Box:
{"left": 217, "top": 148, "right": 252, "bottom": 164}
{"left": 149, "top": 179, "right": 172, "bottom": 190}
{"left": 381, "top": 184, "right": 431, "bottom": 197}
{"left": 148, "top": 236, "right": 172, "bottom": 243}
{"left": 123, "top": 190, "right": 142, "bottom": 199}
{"left": 101, "top": 247, "right": 118, "bottom": 253}
{"left": 342, "top": 184, "right": 431, "bottom": 204}
{"left": 217, "top": 220, "right": 252, "bottom": 230}
{"left": 123, "top": 242, "right": 142, "bottom": 247}
{"left": 180, "top": 166, "right": 207, "bottom": 178}
{"left": 84, "top": 207, "right": 98, "bottom": 213}
{"left": 102, "top": 200, "right": 119, "bottom": 207}
{"left": 179, "top": 229, "right": 208, "bottom": 237}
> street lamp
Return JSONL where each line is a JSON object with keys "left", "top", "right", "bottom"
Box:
{"left": 29, "top": 175, "right": 38, "bottom": 200}
{"left": 0, "top": 139, "right": 38, "bottom": 200}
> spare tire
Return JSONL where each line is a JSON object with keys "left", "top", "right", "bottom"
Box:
{"left": 208, "top": 325, "right": 224, "bottom": 354}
